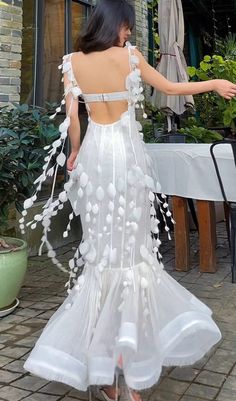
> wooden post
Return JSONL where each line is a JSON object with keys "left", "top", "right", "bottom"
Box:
{"left": 196, "top": 200, "right": 217, "bottom": 273}
{"left": 172, "top": 196, "right": 190, "bottom": 271}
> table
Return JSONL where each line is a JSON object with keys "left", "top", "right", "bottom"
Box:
{"left": 146, "top": 143, "right": 236, "bottom": 273}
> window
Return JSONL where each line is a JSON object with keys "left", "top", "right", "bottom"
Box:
{"left": 21, "top": 0, "right": 94, "bottom": 107}
{"left": 20, "top": 0, "right": 35, "bottom": 104}
{"left": 21, "top": 0, "right": 95, "bottom": 197}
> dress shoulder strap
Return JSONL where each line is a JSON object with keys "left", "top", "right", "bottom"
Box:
{"left": 125, "top": 42, "right": 147, "bottom": 119}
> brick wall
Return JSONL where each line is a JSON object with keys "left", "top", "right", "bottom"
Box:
{"left": 133, "top": 0, "right": 149, "bottom": 60}
{"left": 0, "top": 0, "right": 22, "bottom": 106}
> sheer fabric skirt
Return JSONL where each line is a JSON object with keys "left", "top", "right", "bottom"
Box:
{"left": 24, "top": 112, "right": 221, "bottom": 391}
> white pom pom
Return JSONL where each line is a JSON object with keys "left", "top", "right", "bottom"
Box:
{"left": 80, "top": 172, "right": 89, "bottom": 187}
{"left": 86, "top": 181, "right": 93, "bottom": 196}
{"left": 77, "top": 188, "right": 84, "bottom": 198}
{"left": 52, "top": 139, "right": 61, "bottom": 149}
{"left": 133, "top": 207, "right": 142, "bottom": 221}
{"left": 59, "top": 191, "right": 67, "bottom": 203}
{"left": 119, "top": 195, "right": 126, "bottom": 206}
{"left": 118, "top": 207, "right": 124, "bottom": 217}
{"left": 79, "top": 241, "right": 89, "bottom": 255}
{"left": 85, "top": 213, "right": 91, "bottom": 223}
{"left": 140, "top": 244, "right": 148, "bottom": 259}
{"left": 96, "top": 186, "right": 105, "bottom": 201}
{"left": 56, "top": 152, "right": 66, "bottom": 167}
{"left": 92, "top": 204, "right": 99, "bottom": 215}
{"left": 141, "top": 277, "right": 148, "bottom": 289}
{"left": 149, "top": 191, "right": 155, "bottom": 202}
{"left": 108, "top": 201, "right": 114, "bottom": 212}
{"left": 106, "top": 214, "right": 112, "bottom": 224}
{"left": 86, "top": 202, "right": 92, "bottom": 212}
{"left": 107, "top": 183, "right": 116, "bottom": 198}
{"left": 24, "top": 198, "right": 34, "bottom": 209}
{"left": 48, "top": 250, "right": 56, "bottom": 258}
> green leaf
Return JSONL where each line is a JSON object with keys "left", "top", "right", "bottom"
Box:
{"left": 187, "top": 66, "right": 197, "bottom": 77}
{"left": 203, "top": 55, "right": 211, "bottom": 62}
{"left": 200, "top": 61, "right": 211, "bottom": 72}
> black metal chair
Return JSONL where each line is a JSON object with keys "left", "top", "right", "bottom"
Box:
{"left": 210, "top": 139, "right": 236, "bottom": 283}
{"left": 154, "top": 132, "right": 199, "bottom": 231}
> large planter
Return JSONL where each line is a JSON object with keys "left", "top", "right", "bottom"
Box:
{"left": 0, "top": 237, "right": 28, "bottom": 315}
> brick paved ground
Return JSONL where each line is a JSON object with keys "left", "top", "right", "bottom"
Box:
{"left": 1, "top": 223, "right": 236, "bottom": 401}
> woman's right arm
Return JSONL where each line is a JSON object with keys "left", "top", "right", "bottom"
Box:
{"left": 135, "top": 49, "right": 236, "bottom": 100}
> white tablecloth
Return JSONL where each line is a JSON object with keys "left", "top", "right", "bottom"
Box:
{"left": 146, "top": 143, "right": 236, "bottom": 202}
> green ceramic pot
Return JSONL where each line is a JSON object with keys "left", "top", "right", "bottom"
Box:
{"left": 0, "top": 237, "right": 28, "bottom": 309}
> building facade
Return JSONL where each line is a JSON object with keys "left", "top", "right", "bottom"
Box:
{"left": 0, "top": 0, "right": 149, "bottom": 107}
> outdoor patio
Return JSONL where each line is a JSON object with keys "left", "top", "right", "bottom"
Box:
{"left": 0, "top": 222, "right": 236, "bottom": 401}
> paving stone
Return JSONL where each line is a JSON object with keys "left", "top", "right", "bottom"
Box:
{"left": 12, "top": 375, "right": 48, "bottom": 391}
{"left": 20, "top": 351, "right": 31, "bottom": 361}
{"left": 68, "top": 389, "right": 88, "bottom": 400}
{"left": 0, "top": 323, "right": 14, "bottom": 333}
{"left": 231, "top": 365, "right": 236, "bottom": 376}
{"left": 60, "top": 398, "right": 82, "bottom": 401}
{"left": 11, "top": 325, "right": 32, "bottom": 336}
{"left": 0, "top": 385, "right": 31, "bottom": 401}
{"left": 219, "top": 339, "right": 236, "bottom": 351}
{"left": 0, "top": 369, "right": 23, "bottom": 383}
{"left": 0, "top": 356, "right": 14, "bottom": 367}
{"left": 156, "top": 377, "right": 190, "bottom": 395}
{"left": 17, "top": 300, "right": 35, "bottom": 308}
{"left": 22, "top": 318, "right": 47, "bottom": 327}
{"left": 185, "top": 383, "right": 219, "bottom": 399}
{"left": 194, "top": 370, "right": 226, "bottom": 387}
{"left": 4, "top": 359, "right": 25, "bottom": 373}
{"left": 148, "top": 389, "right": 180, "bottom": 401}
{"left": 181, "top": 397, "right": 207, "bottom": 401}
{"left": 37, "top": 310, "right": 56, "bottom": 320}
{"left": 44, "top": 296, "right": 65, "bottom": 303}
{"left": 30, "top": 302, "right": 59, "bottom": 310}
{"left": 0, "top": 334, "right": 17, "bottom": 344}
{"left": 19, "top": 394, "right": 60, "bottom": 401}
{"left": 15, "top": 308, "right": 43, "bottom": 318}
{"left": 39, "top": 381, "right": 71, "bottom": 395}
{"left": 221, "top": 375, "right": 236, "bottom": 390}
{"left": 169, "top": 367, "right": 199, "bottom": 382}
{"left": 204, "top": 349, "right": 236, "bottom": 374}
{"left": 0, "top": 346, "right": 30, "bottom": 359}
{"left": 15, "top": 337, "right": 37, "bottom": 347}
{"left": 216, "top": 387, "right": 236, "bottom": 401}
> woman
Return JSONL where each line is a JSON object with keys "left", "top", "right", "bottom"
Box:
{"left": 21, "top": 1, "right": 236, "bottom": 400}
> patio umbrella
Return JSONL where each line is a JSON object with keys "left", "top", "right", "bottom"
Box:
{"left": 151, "top": 0, "right": 194, "bottom": 132}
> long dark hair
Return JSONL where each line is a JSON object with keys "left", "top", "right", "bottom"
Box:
{"left": 76, "top": 0, "right": 135, "bottom": 54}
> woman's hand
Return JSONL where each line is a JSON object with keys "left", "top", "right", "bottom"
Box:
{"left": 67, "top": 150, "right": 79, "bottom": 172}
{"left": 214, "top": 79, "right": 236, "bottom": 100}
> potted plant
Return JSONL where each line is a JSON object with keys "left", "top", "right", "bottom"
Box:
{"left": 188, "top": 54, "right": 236, "bottom": 136}
{"left": 0, "top": 103, "right": 59, "bottom": 316}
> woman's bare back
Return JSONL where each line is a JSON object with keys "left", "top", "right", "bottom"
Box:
{"left": 71, "top": 47, "right": 131, "bottom": 124}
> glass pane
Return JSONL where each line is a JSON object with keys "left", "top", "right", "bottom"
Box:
{"left": 72, "top": 1, "right": 89, "bottom": 50}
{"left": 21, "top": 0, "right": 35, "bottom": 104}
{"left": 43, "top": 0, "right": 65, "bottom": 104}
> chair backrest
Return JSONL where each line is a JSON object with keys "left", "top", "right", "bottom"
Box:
{"left": 154, "top": 132, "right": 198, "bottom": 143}
{"left": 210, "top": 139, "right": 236, "bottom": 204}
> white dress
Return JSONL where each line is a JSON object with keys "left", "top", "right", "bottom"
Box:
{"left": 21, "top": 43, "right": 221, "bottom": 391}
